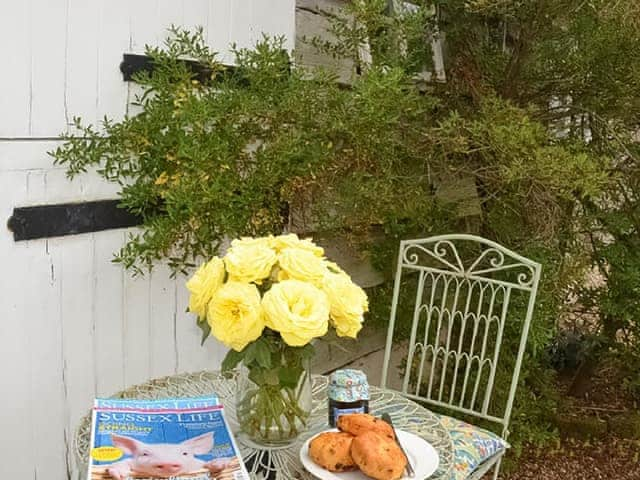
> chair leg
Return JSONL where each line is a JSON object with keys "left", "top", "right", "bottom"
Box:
{"left": 491, "top": 457, "right": 502, "bottom": 480}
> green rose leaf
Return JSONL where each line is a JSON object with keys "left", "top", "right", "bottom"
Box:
{"left": 197, "top": 317, "right": 211, "bottom": 346}
{"left": 278, "top": 366, "right": 304, "bottom": 389}
{"left": 243, "top": 338, "right": 272, "bottom": 368}
{"left": 243, "top": 341, "right": 259, "bottom": 366}
{"left": 254, "top": 339, "right": 272, "bottom": 369}
{"left": 221, "top": 348, "right": 244, "bottom": 372}
{"left": 283, "top": 343, "right": 315, "bottom": 368}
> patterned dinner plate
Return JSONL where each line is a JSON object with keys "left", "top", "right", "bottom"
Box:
{"left": 300, "top": 428, "right": 440, "bottom": 480}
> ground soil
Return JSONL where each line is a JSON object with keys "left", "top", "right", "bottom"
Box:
{"left": 500, "top": 437, "right": 640, "bottom": 480}
{"left": 498, "top": 359, "right": 640, "bottom": 480}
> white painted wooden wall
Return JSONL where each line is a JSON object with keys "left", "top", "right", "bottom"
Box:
{"left": 0, "top": 1, "right": 295, "bottom": 478}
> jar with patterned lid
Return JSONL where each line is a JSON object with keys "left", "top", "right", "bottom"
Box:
{"left": 327, "top": 369, "right": 370, "bottom": 427}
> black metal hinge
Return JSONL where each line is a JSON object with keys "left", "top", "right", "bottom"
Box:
{"left": 7, "top": 200, "right": 142, "bottom": 241}
{"left": 120, "top": 53, "right": 220, "bottom": 83}
{"left": 119, "top": 52, "right": 289, "bottom": 84}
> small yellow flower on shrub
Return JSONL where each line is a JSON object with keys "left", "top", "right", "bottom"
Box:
{"left": 224, "top": 242, "right": 277, "bottom": 283}
{"left": 207, "top": 281, "right": 264, "bottom": 351}
{"left": 322, "top": 272, "right": 368, "bottom": 338}
{"left": 154, "top": 171, "right": 169, "bottom": 185}
{"left": 186, "top": 257, "right": 225, "bottom": 318}
{"left": 262, "top": 279, "right": 330, "bottom": 346}
{"left": 271, "top": 233, "right": 324, "bottom": 257}
{"left": 278, "top": 247, "right": 327, "bottom": 285}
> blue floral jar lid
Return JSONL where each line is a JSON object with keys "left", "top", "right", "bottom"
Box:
{"left": 328, "top": 369, "right": 369, "bottom": 402}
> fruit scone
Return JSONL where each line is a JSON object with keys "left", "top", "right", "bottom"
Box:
{"left": 350, "top": 430, "right": 407, "bottom": 480}
{"left": 336, "top": 413, "right": 395, "bottom": 440}
{"left": 308, "top": 431, "right": 358, "bottom": 472}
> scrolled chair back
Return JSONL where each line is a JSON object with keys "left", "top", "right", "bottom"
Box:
{"left": 381, "top": 234, "right": 541, "bottom": 437}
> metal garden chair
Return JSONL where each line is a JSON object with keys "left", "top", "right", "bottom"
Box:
{"left": 380, "top": 234, "right": 541, "bottom": 480}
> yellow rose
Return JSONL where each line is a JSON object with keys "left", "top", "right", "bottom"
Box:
{"left": 278, "top": 248, "right": 328, "bottom": 286}
{"left": 262, "top": 280, "right": 330, "bottom": 346}
{"left": 186, "top": 257, "right": 225, "bottom": 318}
{"left": 207, "top": 281, "right": 265, "bottom": 351}
{"left": 271, "top": 233, "right": 324, "bottom": 257}
{"left": 224, "top": 242, "right": 277, "bottom": 283}
{"left": 322, "top": 273, "right": 368, "bottom": 338}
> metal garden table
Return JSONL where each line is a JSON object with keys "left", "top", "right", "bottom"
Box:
{"left": 75, "top": 371, "right": 454, "bottom": 480}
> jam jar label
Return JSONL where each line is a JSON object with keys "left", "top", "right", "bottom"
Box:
{"left": 333, "top": 405, "right": 366, "bottom": 422}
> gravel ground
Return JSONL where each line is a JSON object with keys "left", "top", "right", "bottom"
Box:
{"left": 499, "top": 437, "right": 640, "bottom": 480}
{"left": 495, "top": 359, "right": 640, "bottom": 480}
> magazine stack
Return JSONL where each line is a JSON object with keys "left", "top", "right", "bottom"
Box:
{"left": 87, "top": 395, "right": 250, "bottom": 480}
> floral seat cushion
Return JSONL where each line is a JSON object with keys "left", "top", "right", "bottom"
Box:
{"left": 436, "top": 414, "right": 508, "bottom": 480}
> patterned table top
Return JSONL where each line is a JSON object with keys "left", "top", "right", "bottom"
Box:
{"left": 75, "top": 371, "right": 454, "bottom": 480}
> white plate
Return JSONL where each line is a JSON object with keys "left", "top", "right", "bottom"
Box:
{"left": 300, "top": 428, "right": 440, "bottom": 480}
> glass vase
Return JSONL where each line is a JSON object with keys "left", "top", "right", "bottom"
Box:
{"left": 235, "top": 357, "right": 312, "bottom": 447}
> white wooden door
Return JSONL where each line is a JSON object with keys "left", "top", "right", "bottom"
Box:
{"left": 0, "top": 1, "right": 295, "bottom": 478}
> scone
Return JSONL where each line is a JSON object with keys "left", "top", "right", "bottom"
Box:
{"left": 336, "top": 413, "right": 395, "bottom": 440}
{"left": 308, "top": 431, "right": 357, "bottom": 472}
{"left": 350, "top": 431, "right": 407, "bottom": 480}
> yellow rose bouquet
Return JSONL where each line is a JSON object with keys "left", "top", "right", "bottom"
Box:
{"left": 186, "top": 234, "right": 368, "bottom": 446}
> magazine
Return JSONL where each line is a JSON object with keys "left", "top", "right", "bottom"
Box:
{"left": 88, "top": 395, "right": 250, "bottom": 480}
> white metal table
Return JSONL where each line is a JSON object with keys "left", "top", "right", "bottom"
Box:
{"left": 75, "top": 371, "right": 454, "bottom": 480}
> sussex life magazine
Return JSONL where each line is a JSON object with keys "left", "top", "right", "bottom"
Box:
{"left": 88, "top": 395, "right": 250, "bottom": 480}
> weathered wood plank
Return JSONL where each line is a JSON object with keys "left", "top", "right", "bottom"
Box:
{"left": 93, "top": 229, "right": 126, "bottom": 396}
{"left": 29, "top": 0, "right": 68, "bottom": 136}
{"left": 44, "top": 166, "right": 119, "bottom": 204}
{"left": 253, "top": 0, "right": 296, "bottom": 52}
{"left": 183, "top": 0, "right": 209, "bottom": 34}
{"left": 207, "top": 0, "right": 233, "bottom": 63}
{"left": 97, "top": 0, "right": 130, "bottom": 123}
{"left": 66, "top": 0, "right": 101, "bottom": 128}
{"left": 295, "top": 0, "right": 355, "bottom": 85}
{"left": 149, "top": 264, "right": 180, "bottom": 378}
{"left": 0, "top": 140, "right": 63, "bottom": 171}
{"left": 229, "top": 0, "right": 254, "bottom": 51}
{"left": 129, "top": 0, "right": 159, "bottom": 54}
{"left": 156, "top": 0, "right": 186, "bottom": 44}
{"left": 128, "top": 0, "right": 160, "bottom": 117}
{"left": 122, "top": 241, "right": 152, "bottom": 387}
{"left": 0, "top": 172, "right": 36, "bottom": 478}
{"left": 0, "top": 1, "right": 31, "bottom": 136}
{"left": 57, "top": 233, "right": 97, "bottom": 476}
{"left": 26, "top": 237, "right": 68, "bottom": 480}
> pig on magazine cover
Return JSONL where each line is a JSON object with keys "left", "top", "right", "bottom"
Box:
{"left": 101, "top": 432, "right": 239, "bottom": 479}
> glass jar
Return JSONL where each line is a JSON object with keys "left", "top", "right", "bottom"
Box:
{"left": 327, "top": 369, "right": 369, "bottom": 427}
{"left": 236, "top": 353, "right": 312, "bottom": 447}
